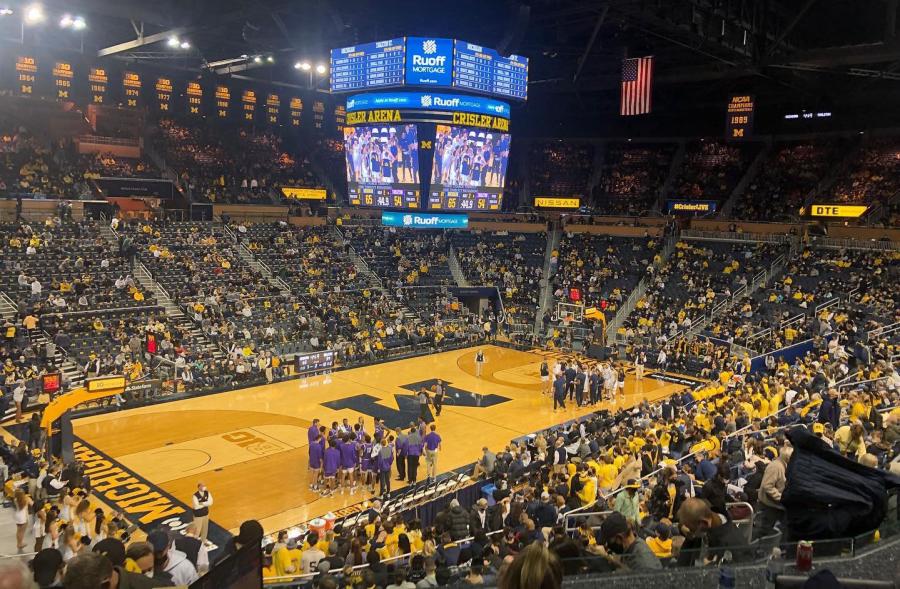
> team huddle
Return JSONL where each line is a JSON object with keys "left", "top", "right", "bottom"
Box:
{"left": 343, "top": 124, "right": 420, "bottom": 186}
{"left": 540, "top": 359, "right": 634, "bottom": 410}
{"left": 306, "top": 408, "right": 444, "bottom": 499}
{"left": 431, "top": 125, "right": 510, "bottom": 190}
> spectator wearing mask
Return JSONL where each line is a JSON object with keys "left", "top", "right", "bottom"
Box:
{"left": 147, "top": 529, "right": 198, "bottom": 586}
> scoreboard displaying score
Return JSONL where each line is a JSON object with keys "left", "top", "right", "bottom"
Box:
{"left": 294, "top": 350, "right": 336, "bottom": 375}
{"left": 428, "top": 124, "right": 509, "bottom": 211}
{"left": 453, "top": 41, "right": 528, "bottom": 100}
{"left": 330, "top": 37, "right": 528, "bottom": 101}
{"left": 330, "top": 38, "right": 406, "bottom": 92}
{"left": 343, "top": 124, "right": 420, "bottom": 209}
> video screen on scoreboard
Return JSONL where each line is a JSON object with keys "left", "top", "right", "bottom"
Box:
{"left": 344, "top": 124, "right": 421, "bottom": 208}
{"left": 428, "top": 125, "right": 510, "bottom": 211}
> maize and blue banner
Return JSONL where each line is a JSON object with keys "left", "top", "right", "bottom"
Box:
{"left": 381, "top": 211, "right": 468, "bottom": 229}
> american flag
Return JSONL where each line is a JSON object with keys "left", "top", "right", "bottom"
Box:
{"left": 621, "top": 56, "right": 654, "bottom": 116}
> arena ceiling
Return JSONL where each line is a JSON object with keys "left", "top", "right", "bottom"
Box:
{"left": 10, "top": 0, "right": 900, "bottom": 132}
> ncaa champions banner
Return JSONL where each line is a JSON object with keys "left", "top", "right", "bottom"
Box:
{"left": 726, "top": 95, "right": 754, "bottom": 140}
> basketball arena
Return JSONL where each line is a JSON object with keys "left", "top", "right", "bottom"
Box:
{"left": 0, "top": 1, "right": 898, "bottom": 588}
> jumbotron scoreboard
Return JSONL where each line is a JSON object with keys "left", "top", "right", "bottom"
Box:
{"left": 331, "top": 36, "right": 527, "bottom": 211}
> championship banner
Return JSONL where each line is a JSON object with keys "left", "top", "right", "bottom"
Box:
{"left": 289, "top": 97, "right": 303, "bottom": 127}
{"left": 313, "top": 100, "right": 325, "bottom": 129}
{"left": 97, "top": 178, "right": 175, "bottom": 199}
{"left": 215, "top": 85, "right": 231, "bottom": 118}
{"left": 726, "top": 95, "right": 754, "bottom": 140}
{"left": 666, "top": 200, "right": 717, "bottom": 215}
{"left": 186, "top": 81, "right": 203, "bottom": 115}
{"left": 534, "top": 197, "right": 580, "bottom": 209}
{"left": 123, "top": 71, "right": 142, "bottom": 108}
{"left": 155, "top": 77, "right": 173, "bottom": 112}
{"left": 241, "top": 89, "right": 257, "bottom": 121}
{"left": 15, "top": 55, "right": 37, "bottom": 96}
{"left": 266, "top": 93, "right": 280, "bottom": 124}
{"left": 52, "top": 61, "right": 73, "bottom": 101}
{"left": 281, "top": 187, "right": 327, "bottom": 200}
{"left": 89, "top": 67, "right": 108, "bottom": 105}
{"left": 804, "top": 204, "right": 868, "bottom": 218}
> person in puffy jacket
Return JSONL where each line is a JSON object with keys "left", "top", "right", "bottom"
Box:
{"left": 445, "top": 499, "right": 470, "bottom": 540}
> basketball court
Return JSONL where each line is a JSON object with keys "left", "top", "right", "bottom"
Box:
{"left": 70, "top": 345, "right": 687, "bottom": 535}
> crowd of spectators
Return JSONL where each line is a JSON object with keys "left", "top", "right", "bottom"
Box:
{"left": 253, "top": 321, "right": 899, "bottom": 587}
{"left": 343, "top": 226, "right": 453, "bottom": 289}
{"left": 155, "top": 118, "right": 322, "bottom": 204}
{"left": 529, "top": 141, "right": 594, "bottom": 198}
{"left": 452, "top": 231, "right": 545, "bottom": 327}
{"left": 0, "top": 130, "right": 95, "bottom": 200}
{"left": 669, "top": 140, "right": 753, "bottom": 203}
{"left": 619, "top": 240, "right": 788, "bottom": 346}
{"left": 596, "top": 142, "right": 676, "bottom": 215}
{"left": 734, "top": 140, "right": 843, "bottom": 221}
{"left": 552, "top": 233, "right": 660, "bottom": 322}
{"left": 831, "top": 137, "right": 900, "bottom": 205}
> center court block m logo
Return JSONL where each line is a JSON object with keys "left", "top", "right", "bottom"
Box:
{"left": 322, "top": 380, "right": 510, "bottom": 430}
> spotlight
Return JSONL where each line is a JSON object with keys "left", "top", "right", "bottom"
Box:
{"left": 0, "top": 7, "right": 12, "bottom": 16}
{"left": 180, "top": 41, "right": 190, "bottom": 49}
{"left": 316, "top": 64, "right": 326, "bottom": 74}
{"left": 59, "top": 13, "right": 72, "bottom": 27}
{"left": 299, "top": 62, "right": 311, "bottom": 71}
{"left": 72, "top": 16, "right": 85, "bottom": 29}
{"left": 266, "top": 55, "right": 274, "bottom": 63}
{"left": 23, "top": 3, "right": 44, "bottom": 25}
{"left": 253, "top": 56, "right": 262, "bottom": 63}
{"left": 294, "top": 62, "right": 302, "bottom": 69}
{"left": 167, "top": 36, "right": 180, "bottom": 48}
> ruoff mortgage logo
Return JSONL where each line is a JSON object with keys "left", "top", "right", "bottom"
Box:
{"left": 402, "top": 214, "right": 414, "bottom": 226}
{"left": 407, "top": 37, "right": 451, "bottom": 85}
{"left": 420, "top": 95, "right": 433, "bottom": 108}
